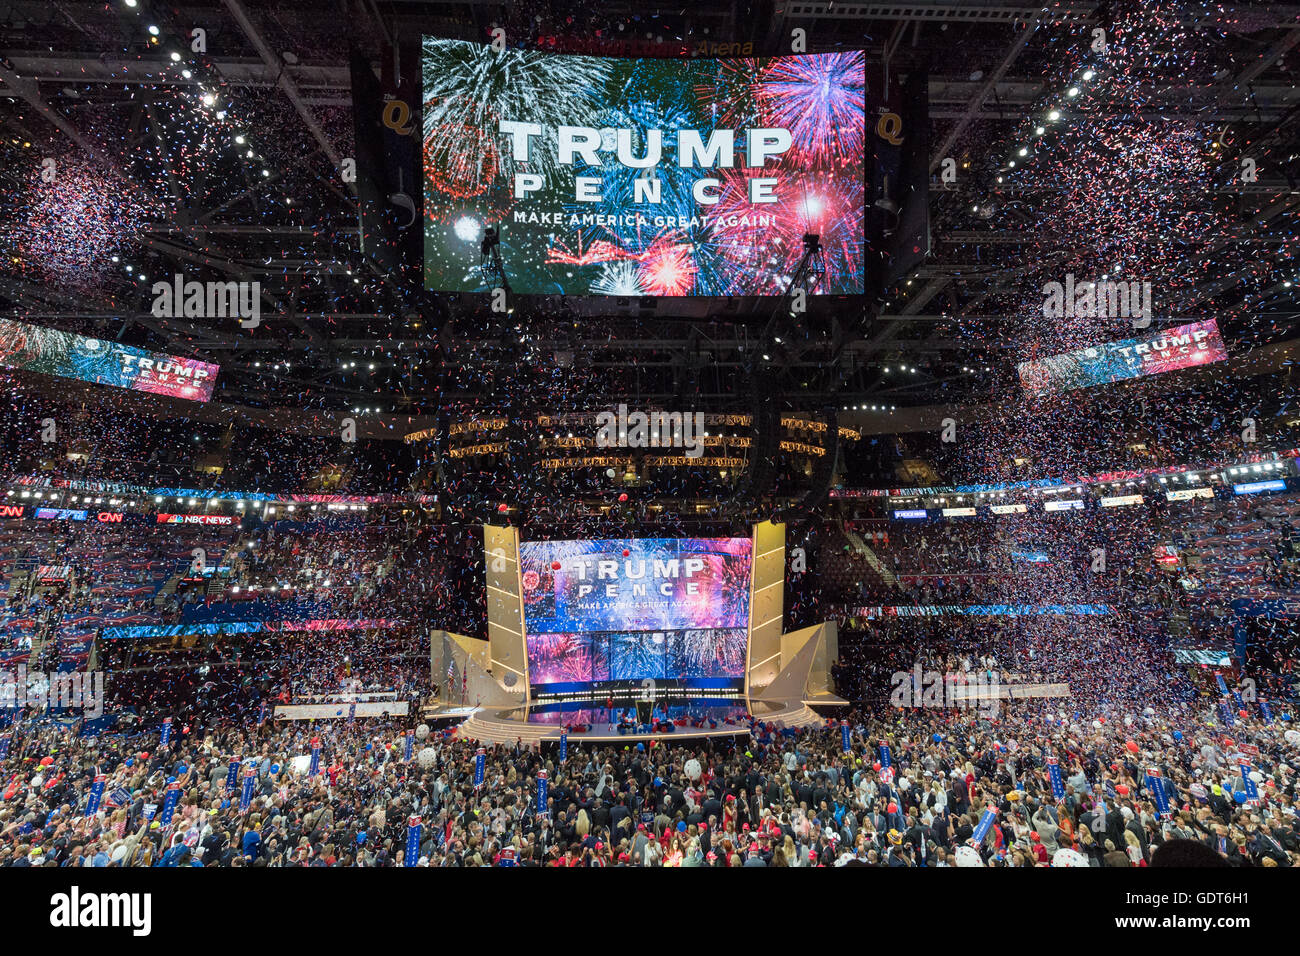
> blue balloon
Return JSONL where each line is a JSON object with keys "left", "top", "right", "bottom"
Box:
{"left": 1233, "top": 791, "right": 1247, "bottom": 804}
{"left": 932, "top": 734, "right": 942, "bottom": 743}
{"left": 357, "top": 831, "right": 367, "bottom": 844}
{"left": 365, "top": 743, "right": 373, "bottom": 751}
{"left": 167, "top": 775, "right": 177, "bottom": 783}
{"left": 1172, "top": 731, "right": 1183, "bottom": 741}
{"left": 270, "top": 764, "right": 280, "bottom": 775}
{"left": 125, "top": 758, "right": 134, "bottom": 767}
{"left": 677, "top": 821, "right": 687, "bottom": 832}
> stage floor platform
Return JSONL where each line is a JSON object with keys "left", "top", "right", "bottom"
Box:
{"left": 424, "top": 697, "right": 825, "bottom": 746}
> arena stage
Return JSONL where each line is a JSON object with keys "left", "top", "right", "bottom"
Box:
{"left": 426, "top": 694, "right": 833, "bottom": 746}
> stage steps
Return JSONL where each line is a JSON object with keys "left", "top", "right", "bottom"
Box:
{"left": 842, "top": 522, "right": 895, "bottom": 585}
{"left": 441, "top": 700, "right": 825, "bottom": 747}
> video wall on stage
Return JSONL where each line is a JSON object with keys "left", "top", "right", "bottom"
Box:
{"left": 421, "top": 38, "right": 865, "bottom": 296}
{"left": 519, "top": 537, "right": 752, "bottom": 689}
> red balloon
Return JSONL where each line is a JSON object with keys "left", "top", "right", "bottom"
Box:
{"left": 872, "top": 762, "right": 881, "bottom": 771}
{"left": 1116, "top": 784, "right": 1130, "bottom": 796}
{"left": 497, "top": 503, "right": 508, "bottom": 513}
{"left": 1125, "top": 740, "right": 1139, "bottom": 754}
{"left": 618, "top": 493, "right": 628, "bottom": 503}
{"left": 550, "top": 561, "right": 561, "bottom": 571}
{"left": 622, "top": 549, "right": 630, "bottom": 557}
{"left": 39, "top": 756, "right": 53, "bottom": 767}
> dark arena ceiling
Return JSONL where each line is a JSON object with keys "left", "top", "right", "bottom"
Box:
{"left": 0, "top": 0, "right": 1298, "bottom": 462}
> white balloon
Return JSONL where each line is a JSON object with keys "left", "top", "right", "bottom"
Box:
{"left": 417, "top": 747, "right": 437, "bottom": 768}
{"left": 683, "top": 758, "right": 702, "bottom": 782}
{"left": 1284, "top": 729, "right": 1300, "bottom": 747}
{"left": 954, "top": 845, "right": 983, "bottom": 867}
{"left": 1053, "top": 848, "right": 1088, "bottom": 867}
{"left": 1249, "top": 770, "right": 1264, "bottom": 784}
{"left": 415, "top": 723, "right": 430, "bottom": 741}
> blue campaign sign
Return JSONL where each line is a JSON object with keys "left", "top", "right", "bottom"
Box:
{"left": 970, "top": 805, "right": 998, "bottom": 846}
{"left": 160, "top": 781, "right": 182, "bottom": 827}
{"left": 160, "top": 717, "right": 173, "bottom": 748}
{"left": 1047, "top": 757, "right": 1065, "bottom": 800}
{"left": 537, "top": 770, "right": 549, "bottom": 816}
{"left": 474, "top": 748, "right": 486, "bottom": 790}
{"left": 405, "top": 815, "right": 422, "bottom": 867}
{"left": 404, "top": 730, "right": 415, "bottom": 762}
{"left": 560, "top": 732, "right": 568, "bottom": 764}
{"left": 841, "top": 722, "right": 850, "bottom": 753}
{"left": 226, "top": 757, "right": 241, "bottom": 793}
{"left": 1240, "top": 763, "right": 1260, "bottom": 806}
{"left": 239, "top": 767, "right": 256, "bottom": 811}
{"left": 1146, "top": 768, "right": 1171, "bottom": 818}
{"left": 85, "top": 774, "right": 107, "bottom": 818}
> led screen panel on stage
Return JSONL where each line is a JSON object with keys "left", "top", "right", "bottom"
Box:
{"left": 526, "top": 628, "right": 748, "bottom": 686}
{"left": 1017, "top": 319, "right": 1227, "bottom": 396}
{"left": 519, "top": 537, "right": 752, "bottom": 633}
{"left": 519, "top": 536, "right": 753, "bottom": 690}
{"left": 0, "top": 317, "right": 219, "bottom": 401}
{"left": 421, "top": 38, "right": 865, "bottom": 295}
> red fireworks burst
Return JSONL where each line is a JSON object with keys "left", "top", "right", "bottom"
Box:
{"left": 637, "top": 232, "right": 698, "bottom": 296}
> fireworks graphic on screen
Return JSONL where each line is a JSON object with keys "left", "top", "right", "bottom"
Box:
{"left": 423, "top": 102, "right": 502, "bottom": 199}
{"left": 422, "top": 39, "right": 614, "bottom": 192}
{"left": 755, "top": 52, "right": 867, "bottom": 165}
{"left": 669, "top": 629, "right": 747, "bottom": 679}
{"left": 707, "top": 170, "right": 864, "bottom": 294}
{"left": 526, "top": 632, "right": 594, "bottom": 684}
{"left": 637, "top": 231, "right": 698, "bottom": 296}
{"left": 693, "top": 58, "right": 765, "bottom": 130}
{"left": 608, "top": 632, "right": 666, "bottom": 681}
{"left": 591, "top": 261, "right": 645, "bottom": 296}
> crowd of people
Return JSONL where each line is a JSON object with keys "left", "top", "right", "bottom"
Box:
{"left": 0, "top": 700, "right": 1294, "bottom": 867}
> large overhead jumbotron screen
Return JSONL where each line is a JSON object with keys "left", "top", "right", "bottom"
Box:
{"left": 0, "top": 317, "right": 219, "bottom": 402}
{"left": 421, "top": 39, "right": 865, "bottom": 296}
{"left": 1017, "top": 319, "right": 1229, "bottom": 396}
